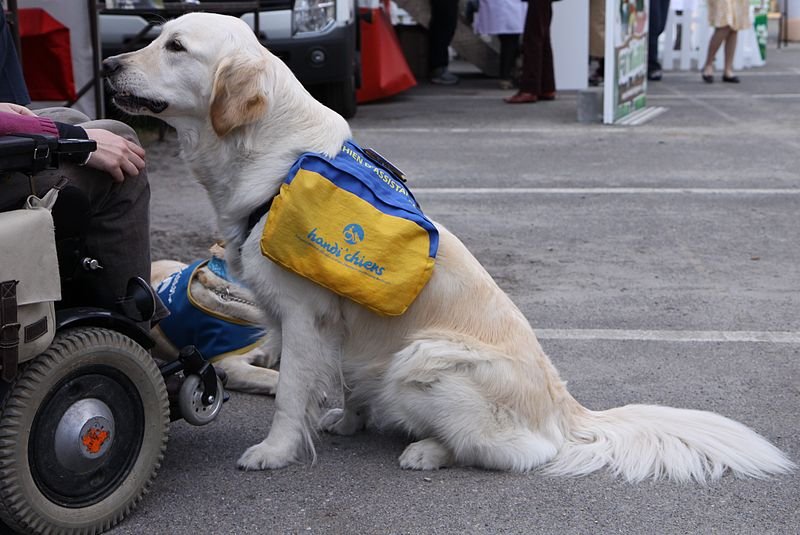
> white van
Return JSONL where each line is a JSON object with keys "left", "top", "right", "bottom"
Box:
{"left": 99, "top": 0, "right": 360, "bottom": 117}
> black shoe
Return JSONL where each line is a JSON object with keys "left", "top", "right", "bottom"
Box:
{"left": 429, "top": 67, "right": 459, "bottom": 85}
{"left": 647, "top": 69, "right": 663, "bottom": 81}
{"left": 588, "top": 68, "right": 603, "bottom": 86}
{"left": 701, "top": 73, "right": 714, "bottom": 83}
{"left": 722, "top": 74, "right": 740, "bottom": 83}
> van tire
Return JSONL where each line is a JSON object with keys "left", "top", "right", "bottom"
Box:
{"left": 316, "top": 74, "right": 357, "bottom": 119}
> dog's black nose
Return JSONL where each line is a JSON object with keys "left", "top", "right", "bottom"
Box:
{"left": 101, "top": 57, "right": 122, "bottom": 77}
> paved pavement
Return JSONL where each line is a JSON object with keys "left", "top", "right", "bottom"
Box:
{"left": 113, "top": 45, "right": 800, "bottom": 534}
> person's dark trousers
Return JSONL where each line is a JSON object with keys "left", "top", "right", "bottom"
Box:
{"left": 428, "top": 0, "right": 459, "bottom": 71}
{"left": 648, "top": 0, "right": 671, "bottom": 73}
{"left": 519, "top": 0, "right": 555, "bottom": 95}
{"left": 1, "top": 108, "right": 164, "bottom": 324}
{"left": 0, "top": 7, "right": 31, "bottom": 104}
{"left": 498, "top": 34, "right": 521, "bottom": 80}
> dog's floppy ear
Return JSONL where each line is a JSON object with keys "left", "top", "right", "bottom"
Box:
{"left": 210, "top": 54, "right": 268, "bottom": 137}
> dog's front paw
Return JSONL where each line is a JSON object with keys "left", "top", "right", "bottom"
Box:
{"left": 319, "top": 408, "right": 364, "bottom": 436}
{"left": 237, "top": 440, "right": 297, "bottom": 471}
{"left": 399, "top": 438, "right": 453, "bottom": 470}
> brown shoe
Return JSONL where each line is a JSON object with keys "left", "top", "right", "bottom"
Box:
{"left": 504, "top": 91, "right": 537, "bottom": 104}
{"left": 538, "top": 92, "right": 557, "bottom": 101}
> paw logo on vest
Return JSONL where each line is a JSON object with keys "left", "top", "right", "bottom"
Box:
{"left": 343, "top": 223, "right": 365, "bottom": 245}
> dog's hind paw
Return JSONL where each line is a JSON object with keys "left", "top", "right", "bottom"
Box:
{"left": 319, "top": 408, "right": 365, "bottom": 435}
{"left": 319, "top": 408, "right": 346, "bottom": 432}
{"left": 237, "top": 440, "right": 296, "bottom": 470}
{"left": 399, "top": 438, "right": 453, "bottom": 470}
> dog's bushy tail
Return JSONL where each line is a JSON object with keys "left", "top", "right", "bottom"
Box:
{"left": 544, "top": 404, "right": 795, "bottom": 483}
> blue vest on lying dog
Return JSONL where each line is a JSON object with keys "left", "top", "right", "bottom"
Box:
{"left": 155, "top": 259, "right": 263, "bottom": 361}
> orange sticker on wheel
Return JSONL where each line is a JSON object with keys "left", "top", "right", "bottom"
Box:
{"left": 82, "top": 427, "right": 110, "bottom": 454}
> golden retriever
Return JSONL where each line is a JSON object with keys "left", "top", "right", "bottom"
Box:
{"left": 105, "top": 13, "right": 794, "bottom": 480}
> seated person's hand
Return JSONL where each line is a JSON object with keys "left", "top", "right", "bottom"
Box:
{"left": 83, "top": 128, "right": 146, "bottom": 183}
{"left": 0, "top": 102, "right": 35, "bottom": 116}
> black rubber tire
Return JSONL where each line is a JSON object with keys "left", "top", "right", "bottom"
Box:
{"left": 316, "top": 74, "right": 358, "bottom": 119}
{"left": 178, "top": 374, "right": 224, "bottom": 426}
{"left": 0, "top": 327, "right": 169, "bottom": 535}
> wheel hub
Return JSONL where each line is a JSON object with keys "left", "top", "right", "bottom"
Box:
{"left": 54, "top": 398, "right": 115, "bottom": 472}
{"left": 30, "top": 368, "right": 145, "bottom": 507}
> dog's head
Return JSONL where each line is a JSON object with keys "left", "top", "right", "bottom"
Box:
{"left": 103, "top": 13, "right": 270, "bottom": 136}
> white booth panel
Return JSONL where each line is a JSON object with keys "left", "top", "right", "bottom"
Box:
{"left": 553, "top": 0, "right": 590, "bottom": 91}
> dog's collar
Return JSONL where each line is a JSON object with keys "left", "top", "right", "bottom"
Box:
{"left": 245, "top": 198, "right": 273, "bottom": 236}
{"left": 239, "top": 197, "right": 274, "bottom": 256}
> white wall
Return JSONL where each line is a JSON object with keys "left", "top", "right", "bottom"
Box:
{"left": 788, "top": 0, "right": 800, "bottom": 40}
{"left": 553, "top": 0, "right": 590, "bottom": 90}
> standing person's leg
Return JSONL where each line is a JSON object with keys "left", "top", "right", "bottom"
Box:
{"left": 539, "top": 0, "right": 556, "bottom": 97}
{"left": 589, "top": 0, "right": 606, "bottom": 85}
{"left": 428, "top": 0, "right": 460, "bottom": 84}
{"left": 648, "top": 0, "right": 671, "bottom": 79}
{"left": 506, "top": 0, "right": 545, "bottom": 102}
{"left": 722, "top": 30, "right": 739, "bottom": 81}
{"left": 498, "top": 33, "right": 520, "bottom": 87}
{"left": 702, "top": 26, "right": 730, "bottom": 81}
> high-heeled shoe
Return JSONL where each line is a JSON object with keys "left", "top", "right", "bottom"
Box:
{"left": 701, "top": 72, "right": 713, "bottom": 84}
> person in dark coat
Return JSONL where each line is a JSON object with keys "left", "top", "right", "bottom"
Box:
{"left": 504, "top": 0, "right": 556, "bottom": 103}
{"left": 0, "top": 6, "right": 30, "bottom": 104}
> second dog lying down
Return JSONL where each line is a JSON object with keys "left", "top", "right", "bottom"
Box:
{"left": 150, "top": 246, "right": 279, "bottom": 395}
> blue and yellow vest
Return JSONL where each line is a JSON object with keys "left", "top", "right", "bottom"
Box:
{"left": 260, "top": 141, "right": 438, "bottom": 316}
{"left": 155, "top": 259, "right": 264, "bottom": 361}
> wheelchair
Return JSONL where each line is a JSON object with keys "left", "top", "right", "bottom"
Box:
{"left": 0, "top": 133, "right": 225, "bottom": 534}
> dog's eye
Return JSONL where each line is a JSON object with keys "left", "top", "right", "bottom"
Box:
{"left": 165, "top": 39, "right": 185, "bottom": 52}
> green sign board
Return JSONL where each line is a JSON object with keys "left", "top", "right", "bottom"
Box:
{"left": 754, "top": 12, "right": 768, "bottom": 60}
{"left": 604, "top": 0, "right": 649, "bottom": 123}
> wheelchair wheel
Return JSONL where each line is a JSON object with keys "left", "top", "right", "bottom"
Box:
{"left": 0, "top": 327, "right": 169, "bottom": 535}
{"left": 178, "top": 373, "right": 224, "bottom": 426}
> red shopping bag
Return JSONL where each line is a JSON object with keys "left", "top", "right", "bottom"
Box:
{"left": 18, "top": 8, "right": 76, "bottom": 101}
{"left": 357, "top": 5, "right": 416, "bottom": 103}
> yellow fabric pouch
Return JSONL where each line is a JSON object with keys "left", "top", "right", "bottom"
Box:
{"left": 260, "top": 142, "right": 438, "bottom": 316}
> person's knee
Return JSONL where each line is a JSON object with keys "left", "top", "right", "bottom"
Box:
{"left": 34, "top": 107, "right": 92, "bottom": 125}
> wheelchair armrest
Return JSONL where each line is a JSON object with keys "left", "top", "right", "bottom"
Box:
{"left": 0, "top": 135, "right": 96, "bottom": 174}
{"left": 0, "top": 135, "right": 58, "bottom": 174}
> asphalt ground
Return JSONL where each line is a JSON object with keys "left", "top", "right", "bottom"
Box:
{"left": 109, "top": 45, "right": 800, "bottom": 534}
